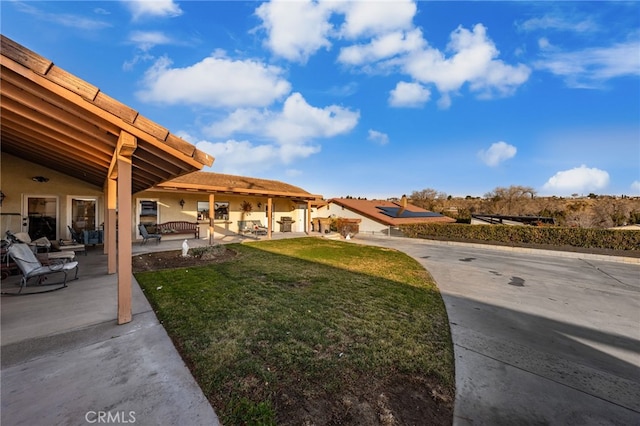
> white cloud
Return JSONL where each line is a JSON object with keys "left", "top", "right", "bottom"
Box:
{"left": 265, "top": 93, "right": 360, "bottom": 145}
{"left": 128, "top": 31, "right": 173, "bottom": 51}
{"left": 404, "top": 24, "right": 531, "bottom": 103}
{"left": 535, "top": 40, "right": 640, "bottom": 88}
{"left": 13, "top": 2, "right": 111, "bottom": 30}
{"left": 124, "top": 0, "right": 182, "bottom": 20}
{"left": 478, "top": 141, "right": 517, "bottom": 167}
{"left": 542, "top": 165, "right": 610, "bottom": 195}
{"left": 255, "top": 2, "right": 528, "bottom": 106}
{"left": 255, "top": 0, "right": 417, "bottom": 63}
{"left": 518, "top": 15, "right": 598, "bottom": 33}
{"left": 205, "top": 93, "right": 359, "bottom": 163}
{"left": 336, "top": 0, "right": 417, "bottom": 39}
{"left": 631, "top": 181, "right": 640, "bottom": 194}
{"left": 338, "top": 29, "right": 425, "bottom": 65}
{"left": 388, "top": 81, "right": 430, "bottom": 107}
{"left": 136, "top": 54, "right": 291, "bottom": 108}
{"left": 195, "top": 139, "right": 280, "bottom": 175}
{"left": 254, "top": 0, "right": 333, "bottom": 63}
{"left": 368, "top": 130, "right": 389, "bottom": 145}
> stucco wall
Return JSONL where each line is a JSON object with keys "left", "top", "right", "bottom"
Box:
{"left": 316, "top": 203, "right": 392, "bottom": 235}
{"left": 1, "top": 152, "right": 316, "bottom": 244}
{"left": 135, "top": 190, "right": 308, "bottom": 240}
{"left": 1, "top": 153, "right": 104, "bottom": 240}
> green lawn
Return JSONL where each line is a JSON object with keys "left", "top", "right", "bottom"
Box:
{"left": 135, "top": 238, "right": 454, "bottom": 425}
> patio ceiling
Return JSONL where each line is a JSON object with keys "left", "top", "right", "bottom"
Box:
{"left": 0, "top": 35, "right": 213, "bottom": 194}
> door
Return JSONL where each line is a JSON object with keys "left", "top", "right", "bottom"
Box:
{"left": 137, "top": 199, "right": 159, "bottom": 239}
{"left": 70, "top": 198, "right": 97, "bottom": 234}
{"left": 23, "top": 195, "right": 58, "bottom": 240}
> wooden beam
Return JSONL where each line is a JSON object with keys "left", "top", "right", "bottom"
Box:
{"left": 155, "top": 181, "right": 322, "bottom": 200}
{"left": 267, "top": 198, "right": 273, "bottom": 239}
{"left": 113, "top": 130, "right": 137, "bottom": 325}
{"left": 1, "top": 56, "right": 206, "bottom": 169}
{"left": 106, "top": 178, "right": 117, "bottom": 274}
{"left": 117, "top": 153, "right": 133, "bottom": 325}
{"left": 0, "top": 111, "right": 113, "bottom": 167}
{"left": 108, "top": 131, "right": 137, "bottom": 180}
{"left": 209, "top": 193, "right": 215, "bottom": 245}
{"left": 1, "top": 79, "right": 117, "bottom": 145}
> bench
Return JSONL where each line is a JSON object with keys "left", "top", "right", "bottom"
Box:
{"left": 157, "top": 221, "right": 200, "bottom": 239}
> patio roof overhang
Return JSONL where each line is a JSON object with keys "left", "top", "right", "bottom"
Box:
{"left": 153, "top": 181, "right": 323, "bottom": 203}
{"left": 0, "top": 35, "right": 213, "bottom": 193}
{"left": 0, "top": 35, "right": 215, "bottom": 325}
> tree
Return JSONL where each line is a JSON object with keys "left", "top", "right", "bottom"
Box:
{"left": 483, "top": 185, "right": 537, "bottom": 215}
{"left": 410, "top": 188, "right": 447, "bottom": 211}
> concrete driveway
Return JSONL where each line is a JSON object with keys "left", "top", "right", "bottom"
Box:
{"left": 354, "top": 236, "right": 640, "bottom": 425}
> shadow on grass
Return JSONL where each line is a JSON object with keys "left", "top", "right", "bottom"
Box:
{"left": 135, "top": 238, "right": 455, "bottom": 425}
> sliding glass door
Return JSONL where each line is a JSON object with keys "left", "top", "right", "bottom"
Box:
{"left": 24, "top": 195, "right": 58, "bottom": 240}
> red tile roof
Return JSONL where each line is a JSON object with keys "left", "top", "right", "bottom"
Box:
{"left": 329, "top": 198, "right": 456, "bottom": 226}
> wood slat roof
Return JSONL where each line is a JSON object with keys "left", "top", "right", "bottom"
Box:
{"left": 155, "top": 171, "right": 323, "bottom": 201}
{"left": 0, "top": 35, "right": 213, "bottom": 193}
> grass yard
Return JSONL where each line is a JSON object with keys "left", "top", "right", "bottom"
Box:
{"left": 134, "top": 238, "right": 455, "bottom": 425}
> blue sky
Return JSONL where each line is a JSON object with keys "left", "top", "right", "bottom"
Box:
{"left": 2, "top": 1, "right": 639, "bottom": 199}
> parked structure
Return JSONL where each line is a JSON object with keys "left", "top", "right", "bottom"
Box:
{"left": 316, "top": 197, "right": 455, "bottom": 236}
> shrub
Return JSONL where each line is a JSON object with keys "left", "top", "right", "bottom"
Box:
{"left": 400, "top": 223, "right": 640, "bottom": 251}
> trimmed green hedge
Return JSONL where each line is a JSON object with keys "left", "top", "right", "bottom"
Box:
{"left": 400, "top": 223, "right": 640, "bottom": 251}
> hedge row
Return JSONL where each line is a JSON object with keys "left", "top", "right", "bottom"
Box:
{"left": 400, "top": 223, "right": 640, "bottom": 251}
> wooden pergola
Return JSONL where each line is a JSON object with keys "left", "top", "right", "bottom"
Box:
{"left": 0, "top": 35, "right": 213, "bottom": 324}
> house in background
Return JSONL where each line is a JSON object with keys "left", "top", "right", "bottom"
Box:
{"left": 137, "top": 171, "right": 323, "bottom": 241}
{"left": 316, "top": 197, "right": 456, "bottom": 236}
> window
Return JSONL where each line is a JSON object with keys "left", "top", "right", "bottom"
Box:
{"left": 214, "top": 202, "right": 229, "bottom": 220}
{"left": 138, "top": 199, "right": 159, "bottom": 233}
{"left": 71, "top": 198, "right": 97, "bottom": 233}
{"left": 197, "top": 201, "right": 209, "bottom": 220}
{"left": 198, "top": 201, "right": 229, "bottom": 220}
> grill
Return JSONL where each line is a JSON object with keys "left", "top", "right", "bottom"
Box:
{"left": 277, "top": 216, "right": 295, "bottom": 232}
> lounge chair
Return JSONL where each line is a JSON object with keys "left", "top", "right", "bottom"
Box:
{"left": 7, "top": 243, "right": 78, "bottom": 294}
{"left": 138, "top": 224, "right": 162, "bottom": 245}
{"left": 7, "top": 231, "right": 78, "bottom": 260}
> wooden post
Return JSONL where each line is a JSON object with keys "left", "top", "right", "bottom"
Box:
{"left": 106, "top": 178, "right": 117, "bottom": 274}
{"left": 115, "top": 131, "right": 136, "bottom": 325}
{"left": 267, "top": 198, "right": 272, "bottom": 239}
{"left": 208, "top": 193, "right": 215, "bottom": 245}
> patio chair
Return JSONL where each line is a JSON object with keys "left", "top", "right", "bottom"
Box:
{"left": 67, "top": 226, "right": 84, "bottom": 244}
{"left": 7, "top": 243, "right": 78, "bottom": 294}
{"left": 138, "top": 224, "right": 162, "bottom": 245}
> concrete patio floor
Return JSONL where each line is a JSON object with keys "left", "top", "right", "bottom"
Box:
{"left": 1, "top": 232, "right": 309, "bottom": 426}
